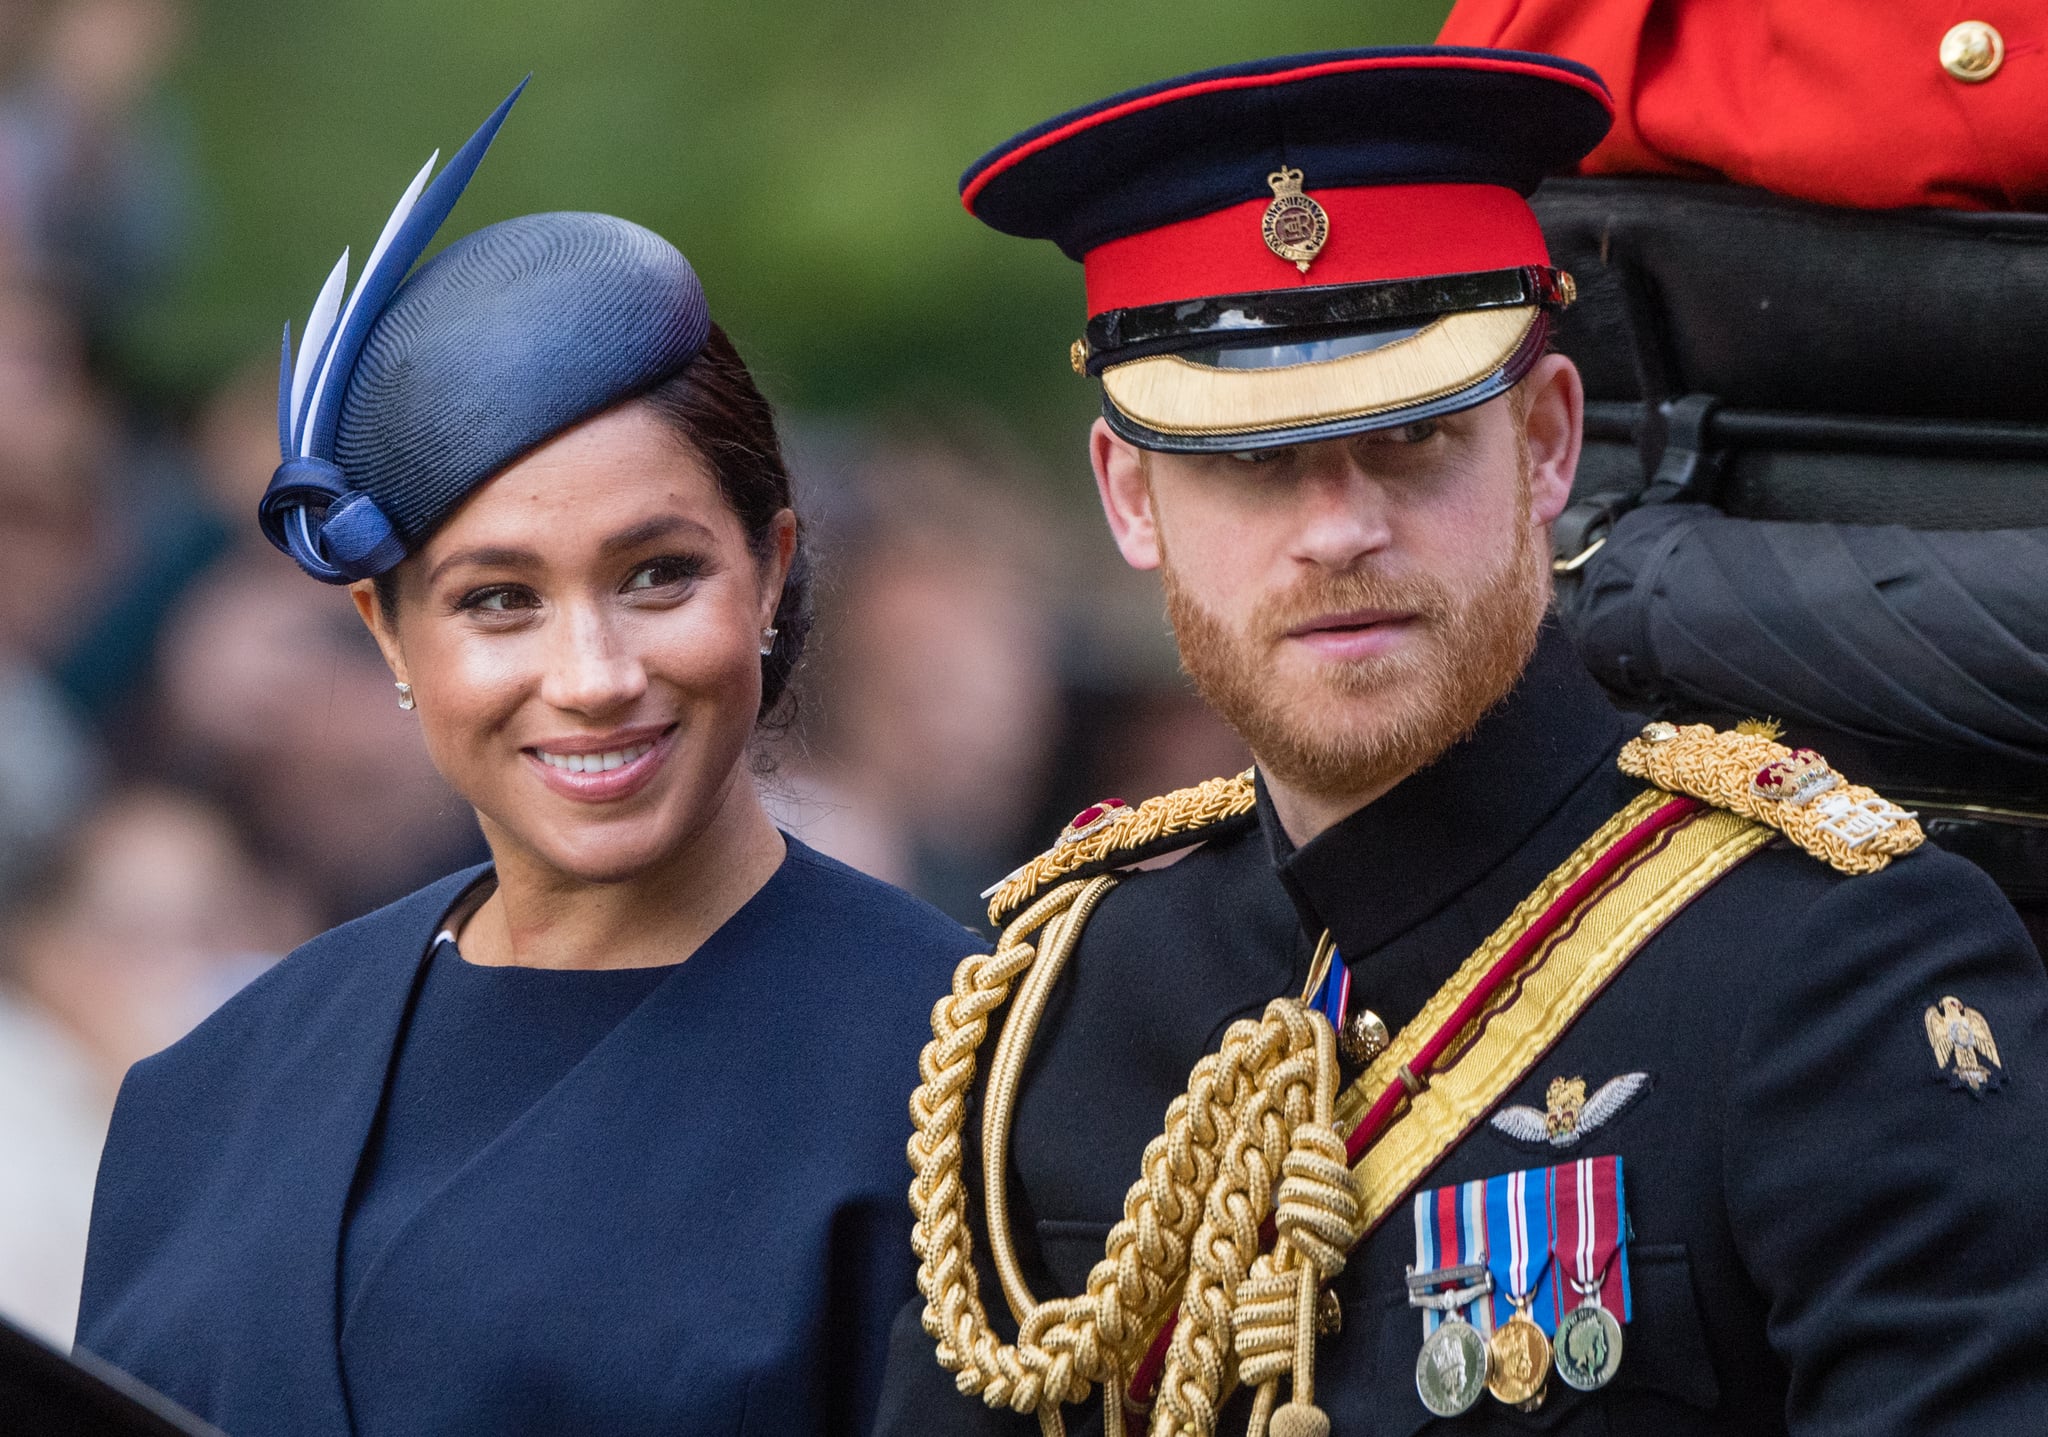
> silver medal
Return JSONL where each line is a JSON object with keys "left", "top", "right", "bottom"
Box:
{"left": 1553, "top": 1300, "right": 1624, "bottom": 1391}
{"left": 1415, "top": 1311, "right": 1489, "bottom": 1417}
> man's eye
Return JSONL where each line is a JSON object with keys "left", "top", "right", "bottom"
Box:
{"left": 1373, "top": 418, "right": 1440, "bottom": 445}
{"left": 1226, "top": 446, "right": 1293, "bottom": 464}
{"left": 459, "top": 585, "right": 537, "bottom": 613}
{"left": 623, "top": 556, "right": 703, "bottom": 592}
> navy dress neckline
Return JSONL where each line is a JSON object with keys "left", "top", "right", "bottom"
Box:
{"left": 338, "top": 928, "right": 675, "bottom": 1321}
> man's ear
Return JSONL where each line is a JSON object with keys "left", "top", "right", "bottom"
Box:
{"left": 1089, "top": 417, "right": 1162, "bottom": 571}
{"left": 1519, "top": 352, "right": 1584, "bottom": 529}
{"left": 350, "top": 580, "right": 410, "bottom": 689}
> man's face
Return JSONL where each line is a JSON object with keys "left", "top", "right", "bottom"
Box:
{"left": 1090, "top": 356, "right": 1581, "bottom": 807}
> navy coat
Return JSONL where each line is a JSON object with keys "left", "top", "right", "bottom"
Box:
{"left": 875, "top": 631, "right": 2048, "bottom": 1435}
{"left": 79, "top": 838, "right": 978, "bottom": 1437}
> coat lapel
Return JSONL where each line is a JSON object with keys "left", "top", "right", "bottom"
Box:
{"left": 256, "top": 867, "right": 488, "bottom": 1435}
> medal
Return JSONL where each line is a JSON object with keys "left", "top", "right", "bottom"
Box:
{"left": 1480, "top": 1164, "right": 1556, "bottom": 1409}
{"left": 1407, "top": 1261, "right": 1492, "bottom": 1418}
{"left": 1554, "top": 1297, "right": 1624, "bottom": 1390}
{"left": 1415, "top": 1308, "right": 1489, "bottom": 1417}
{"left": 1486, "top": 1299, "right": 1551, "bottom": 1409}
{"left": 1547, "top": 1154, "right": 1632, "bottom": 1391}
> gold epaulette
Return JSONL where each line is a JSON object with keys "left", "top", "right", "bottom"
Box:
{"left": 983, "top": 769, "right": 1257, "bottom": 925}
{"left": 1617, "top": 720, "right": 1923, "bottom": 875}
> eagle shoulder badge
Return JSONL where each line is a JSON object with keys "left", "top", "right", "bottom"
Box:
{"left": 1925, "top": 996, "right": 2002, "bottom": 1093}
{"left": 1490, "top": 1073, "right": 1649, "bottom": 1149}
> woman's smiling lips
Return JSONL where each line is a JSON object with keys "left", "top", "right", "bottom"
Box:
{"left": 523, "top": 724, "right": 678, "bottom": 803}
{"left": 1286, "top": 608, "right": 1418, "bottom": 661}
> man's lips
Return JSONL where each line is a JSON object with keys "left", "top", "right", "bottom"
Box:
{"left": 1284, "top": 609, "right": 1418, "bottom": 659}
{"left": 522, "top": 723, "right": 677, "bottom": 803}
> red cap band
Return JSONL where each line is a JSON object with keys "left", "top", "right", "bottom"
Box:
{"left": 1081, "top": 182, "right": 1551, "bottom": 317}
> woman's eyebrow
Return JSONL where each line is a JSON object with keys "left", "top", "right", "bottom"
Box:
{"left": 598, "top": 515, "right": 714, "bottom": 556}
{"left": 426, "top": 545, "right": 538, "bottom": 587}
{"left": 425, "top": 517, "right": 716, "bottom": 587}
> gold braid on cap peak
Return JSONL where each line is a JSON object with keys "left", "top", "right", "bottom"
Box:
{"left": 984, "top": 770, "right": 1258, "bottom": 926}
{"left": 1618, "top": 722, "right": 1923, "bottom": 875}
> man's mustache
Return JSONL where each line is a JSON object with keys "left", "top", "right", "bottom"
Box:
{"left": 1248, "top": 570, "right": 1450, "bottom": 641}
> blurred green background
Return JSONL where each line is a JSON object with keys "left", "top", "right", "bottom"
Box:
{"left": 135, "top": 0, "right": 1455, "bottom": 473}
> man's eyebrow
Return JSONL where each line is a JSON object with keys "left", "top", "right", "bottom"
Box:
{"left": 424, "top": 516, "right": 717, "bottom": 587}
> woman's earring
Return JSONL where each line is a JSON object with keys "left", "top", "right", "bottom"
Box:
{"left": 759, "top": 627, "right": 778, "bottom": 657}
{"left": 395, "top": 682, "right": 416, "bottom": 711}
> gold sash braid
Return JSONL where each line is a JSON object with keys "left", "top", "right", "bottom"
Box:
{"left": 912, "top": 783, "right": 1773, "bottom": 1437}
{"left": 1334, "top": 789, "right": 1772, "bottom": 1234}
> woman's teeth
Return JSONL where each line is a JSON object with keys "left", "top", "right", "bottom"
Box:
{"left": 537, "top": 740, "right": 656, "bottom": 774}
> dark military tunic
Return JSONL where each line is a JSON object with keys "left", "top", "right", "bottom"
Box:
{"left": 80, "top": 838, "right": 977, "bottom": 1437}
{"left": 877, "top": 630, "right": 2048, "bottom": 1435}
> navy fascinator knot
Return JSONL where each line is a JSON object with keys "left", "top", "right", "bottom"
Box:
{"left": 259, "top": 456, "right": 404, "bottom": 581}
{"left": 259, "top": 77, "right": 714, "bottom": 584}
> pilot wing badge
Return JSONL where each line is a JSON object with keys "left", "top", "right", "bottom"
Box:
{"left": 1925, "top": 996, "right": 2003, "bottom": 1094}
{"left": 1491, "top": 1073, "right": 1649, "bottom": 1149}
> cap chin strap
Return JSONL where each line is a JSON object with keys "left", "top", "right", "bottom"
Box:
{"left": 258, "top": 457, "right": 406, "bottom": 584}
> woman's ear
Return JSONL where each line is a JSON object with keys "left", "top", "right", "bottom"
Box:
{"left": 759, "top": 508, "right": 798, "bottom": 628}
{"left": 350, "top": 579, "right": 410, "bottom": 688}
{"left": 1089, "top": 418, "right": 1162, "bottom": 571}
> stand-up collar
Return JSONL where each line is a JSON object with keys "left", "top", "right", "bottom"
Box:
{"left": 1262, "top": 624, "right": 1624, "bottom": 960}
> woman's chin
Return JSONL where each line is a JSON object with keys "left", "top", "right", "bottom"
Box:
{"left": 506, "top": 811, "right": 695, "bottom": 887}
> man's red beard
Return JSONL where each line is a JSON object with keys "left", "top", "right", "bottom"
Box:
{"left": 1162, "top": 510, "right": 1549, "bottom": 803}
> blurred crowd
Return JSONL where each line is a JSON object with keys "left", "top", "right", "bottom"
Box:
{"left": 0, "top": 0, "right": 1247, "bottom": 1351}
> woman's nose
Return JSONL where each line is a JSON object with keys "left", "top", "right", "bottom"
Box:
{"left": 538, "top": 604, "right": 648, "bottom": 716}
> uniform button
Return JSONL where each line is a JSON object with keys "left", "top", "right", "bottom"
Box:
{"left": 1315, "top": 1288, "right": 1343, "bottom": 1336}
{"left": 1940, "top": 21, "right": 2005, "bottom": 83}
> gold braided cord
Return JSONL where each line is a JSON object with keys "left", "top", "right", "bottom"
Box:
{"left": 1617, "top": 723, "right": 1922, "bottom": 875}
{"left": 909, "top": 878, "right": 1357, "bottom": 1437}
{"left": 984, "top": 877, "right": 1120, "bottom": 1324}
{"left": 987, "top": 771, "right": 1257, "bottom": 926}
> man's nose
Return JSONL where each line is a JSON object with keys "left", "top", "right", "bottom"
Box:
{"left": 1290, "top": 444, "right": 1394, "bottom": 570}
{"left": 539, "top": 602, "right": 648, "bottom": 716}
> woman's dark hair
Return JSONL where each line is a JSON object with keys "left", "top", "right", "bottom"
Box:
{"left": 373, "top": 323, "right": 810, "bottom": 726}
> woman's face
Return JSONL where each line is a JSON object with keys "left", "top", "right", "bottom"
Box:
{"left": 355, "top": 402, "right": 794, "bottom": 886}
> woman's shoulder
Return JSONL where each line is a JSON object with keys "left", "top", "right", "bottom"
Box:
{"left": 776, "top": 837, "right": 985, "bottom": 958}
{"left": 124, "top": 866, "right": 488, "bottom": 1099}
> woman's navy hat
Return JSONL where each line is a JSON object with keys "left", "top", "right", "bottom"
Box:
{"left": 259, "top": 80, "right": 712, "bottom": 583}
{"left": 960, "top": 47, "right": 1614, "bottom": 452}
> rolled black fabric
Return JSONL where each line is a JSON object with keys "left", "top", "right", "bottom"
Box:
{"left": 1566, "top": 503, "right": 2048, "bottom": 762}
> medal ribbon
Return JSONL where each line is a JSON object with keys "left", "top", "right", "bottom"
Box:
{"left": 1412, "top": 1181, "right": 1495, "bottom": 1336}
{"left": 1547, "top": 1154, "right": 1631, "bottom": 1320}
{"left": 1482, "top": 1166, "right": 1557, "bottom": 1332}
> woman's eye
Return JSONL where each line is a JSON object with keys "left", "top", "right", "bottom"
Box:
{"left": 458, "top": 585, "right": 537, "bottom": 613}
{"left": 623, "top": 556, "right": 703, "bottom": 592}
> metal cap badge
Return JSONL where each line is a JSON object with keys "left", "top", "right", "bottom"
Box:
{"left": 1262, "top": 165, "right": 1328, "bottom": 273}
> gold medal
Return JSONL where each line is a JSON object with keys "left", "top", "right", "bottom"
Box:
{"left": 1486, "top": 1302, "right": 1551, "bottom": 1408}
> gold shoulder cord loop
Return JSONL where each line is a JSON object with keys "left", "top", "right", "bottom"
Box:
{"left": 984, "top": 875, "right": 1121, "bottom": 1324}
